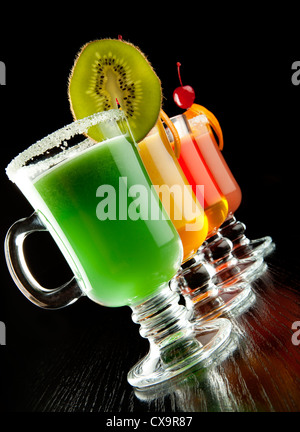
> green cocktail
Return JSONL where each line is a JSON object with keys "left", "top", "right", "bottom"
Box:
{"left": 5, "top": 110, "right": 231, "bottom": 388}
{"left": 33, "top": 133, "right": 181, "bottom": 307}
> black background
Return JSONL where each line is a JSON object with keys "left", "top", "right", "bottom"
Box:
{"left": 0, "top": 6, "right": 299, "bottom": 414}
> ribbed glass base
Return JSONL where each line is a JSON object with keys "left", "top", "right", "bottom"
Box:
{"left": 219, "top": 215, "right": 275, "bottom": 259}
{"left": 171, "top": 257, "right": 256, "bottom": 325}
{"left": 199, "top": 231, "right": 266, "bottom": 286}
{"left": 127, "top": 286, "right": 232, "bottom": 388}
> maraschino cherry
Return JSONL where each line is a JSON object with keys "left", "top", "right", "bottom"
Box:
{"left": 173, "top": 62, "right": 195, "bottom": 109}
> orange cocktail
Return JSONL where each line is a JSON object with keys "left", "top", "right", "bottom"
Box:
{"left": 138, "top": 113, "right": 256, "bottom": 321}
{"left": 138, "top": 119, "right": 208, "bottom": 262}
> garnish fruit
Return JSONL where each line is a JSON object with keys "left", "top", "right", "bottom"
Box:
{"left": 185, "top": 103, "right": 224, "bottom": 150}
{"left": 173, "top": 62, "right": 195, "bottom": 109}
{"left": 68, "top": 39, "right": 162, "bottom": 142}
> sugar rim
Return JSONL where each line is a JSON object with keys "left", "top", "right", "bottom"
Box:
{"left": 188, "top": 114, "right": 209, "bottom": 128}
{"left": 6, "top": 109, "right": 126, "bottom": 182}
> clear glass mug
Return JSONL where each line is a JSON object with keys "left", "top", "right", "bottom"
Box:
{"left": 187, "top": 111, "right": 274, "bottom": 259}
{"left": 164, "top": 114, "right": 265, "bottom": 289}
{"left": 138, "top": 114, "right": 253, "bottom": 323}
{"left": 4, "top": 109, "right": 231, "bottom": 388}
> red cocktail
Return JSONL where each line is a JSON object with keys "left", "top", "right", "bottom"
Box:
{"left": 186, "top": 105, "right": 274, "bottom": 259}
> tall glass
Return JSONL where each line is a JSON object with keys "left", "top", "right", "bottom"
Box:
{"left": 138, "top": 119, "right": 208, "bottom": 262}
{"left": 169, "top": 114, "right": 264, "bottom": 286}
{"left": 187, "top": 113, "right": 274, "bottom": 259}
{"left": 138, "top": 116, "right": 252, "bottom": 323}
{"left": 4, "top": 110, "right": 231, "bottom": 388}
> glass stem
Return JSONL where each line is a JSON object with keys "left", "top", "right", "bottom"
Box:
{"left": 219, "top": 215, "right": 248, "bottom": 250}
{"left": 171, "top": 257, "right": 218, "bottom": 316}
{"left": 130, "top": 285, "right": 202, "bottom": 369}
{"left": 200, "top": 231, "right": 236, "bottom": 270}
{"left": 219, "top": 215, "right": 274, "bottom": 259}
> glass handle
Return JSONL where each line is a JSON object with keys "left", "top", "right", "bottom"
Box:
{"left": 4, "top": 212, "right": 84, "bottom": 309}
{"left": 160, "top": 109, "right": 181, "bottom": 158}
{"left": 186, "top": 104, "right": 224, "bottom": 150}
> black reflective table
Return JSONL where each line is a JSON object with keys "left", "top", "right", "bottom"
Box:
{"left": 1, "top": 12, "right": 300, "bottom": 418}
{"left": 3, "top": 248, "right": 300, "bottom": 413}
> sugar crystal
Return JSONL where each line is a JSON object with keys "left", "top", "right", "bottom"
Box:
{"left": 6, "top": 110, "right": 126, "bottom": 183}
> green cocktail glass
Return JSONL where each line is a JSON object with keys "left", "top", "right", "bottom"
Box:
{"left": 5, "top": 109, "right": 231, "bottom": 388}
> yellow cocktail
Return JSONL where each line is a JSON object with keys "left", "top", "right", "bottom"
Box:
{"left": 138, "top": 119, "right": 208, "bottom": 262}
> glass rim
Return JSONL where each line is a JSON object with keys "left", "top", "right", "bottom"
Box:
{"left": 6, "top": 109, "right": 126, "bottom": 183}
{"left": 170, "top": 112, "right": 209, "bottom": 124}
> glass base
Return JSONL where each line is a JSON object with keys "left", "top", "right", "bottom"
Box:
{"left": 127, "top": 317, "right": 232, "bottom": 389}
{"left": 232, "top": 236, "right": 275, "bottom": 260}
{"left": 199, "top": 232, "right": 266, "bottom": 286}
{"left": 134, "top": 331, "right": 238, "bottom": 403}
{"left": 191, "top": 282, "right": 255, "bottom": 324}
{"left": 219, "top": 215, "right": 275, "bottom": 259}
{"left": 170, "top": 257, "right": 257, "bottom": 327}
{"left": 212, "top": 255, "right": 267, "bottom": 287}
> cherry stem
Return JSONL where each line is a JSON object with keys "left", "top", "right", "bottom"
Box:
{"left": 177, "top": 62, "right": 183, "bottom": 87}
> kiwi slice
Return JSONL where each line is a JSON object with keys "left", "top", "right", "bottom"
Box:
{"left": 68, "top": 39, "right": 162, "bottom": 142}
